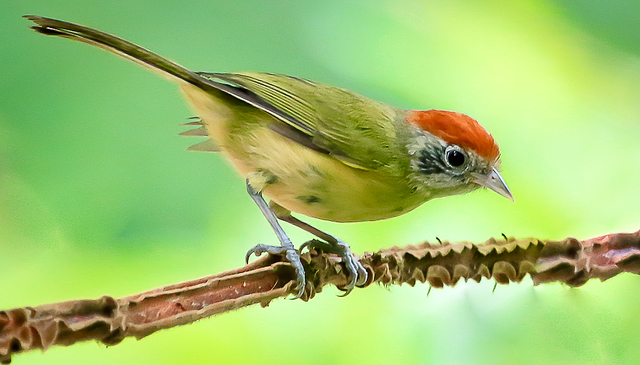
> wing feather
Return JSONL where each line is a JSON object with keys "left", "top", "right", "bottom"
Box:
{"left": 199, "top": 72, "right": 405, "bottom": 172}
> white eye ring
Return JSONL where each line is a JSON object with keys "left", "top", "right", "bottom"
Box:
{"left": 444, "top": 145, "right": 469, "bottom": 173}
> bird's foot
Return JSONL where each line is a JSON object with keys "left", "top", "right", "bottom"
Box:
{"left": 245, "top": 244, "right": 306, "bottom": 298}
{"left": 302, "top": 239, "right": 368, "bottom": 295}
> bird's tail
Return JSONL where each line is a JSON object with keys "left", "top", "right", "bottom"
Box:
{"left": 24, "top": 15, "right": 211, "bottom": 89}
{"left": 25, "top": 15, "right": 309, "bottom": 139}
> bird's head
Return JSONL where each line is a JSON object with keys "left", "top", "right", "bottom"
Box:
{"left": 405, "top": 109, "right": 513, "bottom": 200}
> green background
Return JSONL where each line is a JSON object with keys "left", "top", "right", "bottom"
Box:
{"left": 2, "top": 1, "right": 640, "bottom": 364}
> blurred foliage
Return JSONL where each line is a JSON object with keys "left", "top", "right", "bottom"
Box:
{"left": 1, "top": 0, "right": 640, "bottom": 364}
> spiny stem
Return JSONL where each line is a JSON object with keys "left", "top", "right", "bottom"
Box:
{"left": 2, "top": 229, "right": 640, "bottom": 363}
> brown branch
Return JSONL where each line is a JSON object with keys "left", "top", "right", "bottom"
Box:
{"left": 2, "top": 230, "right": 640, "bottom": 363}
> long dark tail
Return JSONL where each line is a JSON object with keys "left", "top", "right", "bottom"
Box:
{"left": 25, "top": 15, "right": 211, "bottom": 87}
{"left": 25, "top": 16, "right": 305, "bottom": 131}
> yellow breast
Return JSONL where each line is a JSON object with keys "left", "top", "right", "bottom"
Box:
{"left": 181, "top": 84, "right": 430, "bottom": 222}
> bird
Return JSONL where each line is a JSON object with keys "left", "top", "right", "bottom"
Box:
{"left": 25, "top": 15, "right": 513, "bottom": 298}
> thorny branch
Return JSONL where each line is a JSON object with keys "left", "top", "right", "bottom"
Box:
{"left": 2, "top": 230, "right": 640, "bottom": 363}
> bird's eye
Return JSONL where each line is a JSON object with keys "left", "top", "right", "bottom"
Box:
{"left": 446, "top": 149, "right": 465, "bottom": 167}
{"left": 444, "top": 145, "right": 468, "bottom": 171}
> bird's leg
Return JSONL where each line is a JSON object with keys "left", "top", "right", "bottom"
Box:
{"left": 270, "top": 203, "right": 368, "bottom": 295}
{"left": 244, "top": 175, "right": 306, "bottom": 298}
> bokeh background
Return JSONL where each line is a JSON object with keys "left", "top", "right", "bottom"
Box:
{"left": 2, "top": 1, "right": 640, "bottom": 364}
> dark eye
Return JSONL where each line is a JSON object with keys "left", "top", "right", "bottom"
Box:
{"left": 443, "top": 145, "right": 468, "bottom": 173}
{"left": 446, "top": 149, "right": 465, "bottom": 167}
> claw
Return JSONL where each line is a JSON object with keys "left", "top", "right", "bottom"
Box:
{"left": 284, "top": 249, "right": 306, "bottom": 298}
{"left": 245, "top": 243, "right": 307, "bottom": 299}
{"left": 305, "top": 239, "right": 367, "bottom": 295}
{"left": 245, "top": 247, "right": 257, "bottom": 264}
{"left": 245, "top": 243, "right": 270, "bottom": 263}
{"left": 300, "top": 239, "right": 331, "bottom": 252}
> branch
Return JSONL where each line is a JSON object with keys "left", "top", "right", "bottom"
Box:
{"left": 2, "top": 230, "right": 640, "bottom": 363}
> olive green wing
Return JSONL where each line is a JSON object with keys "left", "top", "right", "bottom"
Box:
{"left": 198, "top": 72, "right": 404, "bottom": 172}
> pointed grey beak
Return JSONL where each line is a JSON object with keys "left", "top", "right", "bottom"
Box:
{"left": 472, "top": 168, "right": 514, "bottom": 201}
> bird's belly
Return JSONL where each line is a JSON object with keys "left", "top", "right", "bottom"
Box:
{"left": 228, "top": 129, "right": 425, "bottom": 222}
{"left": 266, "top": 171, "right": 421, "bottom": 222}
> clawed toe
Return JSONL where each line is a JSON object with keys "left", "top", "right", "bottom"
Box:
{"left": 245, "top": 243, "right": 307, "bottom": 299}
{"left": 244, "top": 238, "right": 366, "bottom": 298}
{"left": 304, "top": 239, "right": 367, "bottom": 295}
{"left": 300, "top": 239, "right": 331, "bottom": 252}
{"left": 339, "top": 253, "right": 367, "bottom": 295}
{"left": 245, "top": 243, "right": 284, "bottom": 263}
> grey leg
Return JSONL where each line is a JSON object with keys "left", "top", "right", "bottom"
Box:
{"left": 245, "top": 179, "right": 306, "bottom": 298}
{"left": 271, "top": 203, "right": 368, "bottom": 295}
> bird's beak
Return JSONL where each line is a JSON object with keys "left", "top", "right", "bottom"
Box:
{"left": 472, "top": 168, "right": 514, "bottom": 201}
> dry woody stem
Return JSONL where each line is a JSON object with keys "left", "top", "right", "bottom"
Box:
{"left": 2, "top": 230, "right": 640, "bottom": 363}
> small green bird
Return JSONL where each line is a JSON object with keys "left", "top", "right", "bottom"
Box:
{"left": 25, "top": 16, "right": 512, "bottom": 298}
